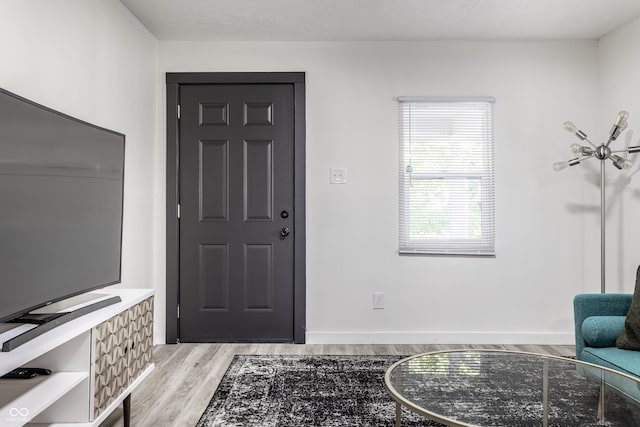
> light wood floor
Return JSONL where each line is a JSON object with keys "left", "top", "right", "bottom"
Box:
{"left": 100, "top": 343, "right": 575, "bottom": 426}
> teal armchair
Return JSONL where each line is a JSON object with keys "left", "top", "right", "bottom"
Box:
{"left": 573, "top": 293, "right": 640, "bottom": 402}
{"left": 573, "top": 293, "right": 640, "bottom": 377}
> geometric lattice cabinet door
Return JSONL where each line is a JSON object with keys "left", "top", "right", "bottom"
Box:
{"left": 93, "top": 310, "right": 130, "bottom": 418}
{"left": 127, "top": 297, "right": 154, "bottom": 382}
{"left": 93, "top": 297, "right": 154, "bottom": 419}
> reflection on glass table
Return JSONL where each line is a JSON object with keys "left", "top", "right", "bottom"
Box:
{"left": 385, "top": 349, "right": 640, "bottom": 427}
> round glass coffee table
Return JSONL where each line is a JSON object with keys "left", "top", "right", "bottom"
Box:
{"left": 385, "top": 349, "right": 640, "bottom": 426}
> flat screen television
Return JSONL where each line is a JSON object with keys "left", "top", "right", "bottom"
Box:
{"left": 0, "top": 88, "right": 125, "bottom": 350}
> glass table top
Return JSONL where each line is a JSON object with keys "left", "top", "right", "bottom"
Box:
{"left": 385, "top": 350, "right": 640, "bottom": 427}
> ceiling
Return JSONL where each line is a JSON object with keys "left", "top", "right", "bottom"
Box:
{"left": 120, "top": 0, "right": 640, "bottom": 41}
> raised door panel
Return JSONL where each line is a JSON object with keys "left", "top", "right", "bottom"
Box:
{"left": 200, "top": 139, "right": 229, "bottom": 221}
{"left": 243, "top": 139, "right": 273, "bottom": 221}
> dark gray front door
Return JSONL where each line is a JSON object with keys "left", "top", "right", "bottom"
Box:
{"left": 178, "top": 84, "right": 295, "bottom": 342}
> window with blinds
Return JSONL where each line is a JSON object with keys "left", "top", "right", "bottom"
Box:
{"left": 398, "top": 97, "right": 495, "bottom": 256}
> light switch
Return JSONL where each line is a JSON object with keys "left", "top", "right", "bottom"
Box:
{"left": 330, "top": 168, "right": 347, "bottom": 184}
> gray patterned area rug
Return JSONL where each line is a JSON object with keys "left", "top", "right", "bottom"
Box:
{"left": 196, "top": 354, "right": 437, "bottom": 426}
{"left": 196, "top": 354, "right": 640, "bottom": 427}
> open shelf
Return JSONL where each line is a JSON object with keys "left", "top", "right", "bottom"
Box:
{"left": 0, "top": 372, "right": 88, "bottom": 425}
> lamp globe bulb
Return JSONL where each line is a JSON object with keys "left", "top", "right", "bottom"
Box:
{"left": 617, "top": 111, "right": 630, "bottom": 125}
{"left": 570, "top": 143, "right": 582, "bottom": 155}
{"left": 563, "top": 121, "right": 578, "bottom": 134}
{"left": 553, "top": 161, "right": 569, "bottom": 171}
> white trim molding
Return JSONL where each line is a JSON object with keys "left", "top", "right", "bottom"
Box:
{"left": 306, "top": 330, "right": 574, "bottom": 345}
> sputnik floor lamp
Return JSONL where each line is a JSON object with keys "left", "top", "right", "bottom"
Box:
{"left": 554, "top": 111, "right": 639, "bottom": 293}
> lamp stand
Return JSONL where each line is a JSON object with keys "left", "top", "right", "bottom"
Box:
{"left": 600, "top": 160, "right": 605, "bottom": 294}
{"left": 554, "top": 111, "right": 637, "bottom": 294}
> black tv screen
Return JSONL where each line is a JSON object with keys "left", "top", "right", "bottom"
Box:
{"left": 0, "top": 88, "right": 125, "bottom": 324}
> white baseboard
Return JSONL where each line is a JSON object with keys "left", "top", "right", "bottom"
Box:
{"left": 306, "top": 330, "right": 574, "bottom": 345}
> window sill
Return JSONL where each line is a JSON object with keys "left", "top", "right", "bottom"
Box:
{"left": 398, "top": 249, "right": 496, "bottom": 258}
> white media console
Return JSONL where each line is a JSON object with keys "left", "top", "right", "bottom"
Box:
{"left": 0, "top": 288, "right": 154, "bottom": 426}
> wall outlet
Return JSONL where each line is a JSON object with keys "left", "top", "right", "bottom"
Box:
{"left": 330, "top": 168, "right": 347, "bottom": 184}
{"left": 373, "top": 292, "right": 384, "bottom": 309}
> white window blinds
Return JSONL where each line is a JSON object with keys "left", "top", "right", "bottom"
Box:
{"left": 398, "top": 97, "right": 495, "bottom": 256}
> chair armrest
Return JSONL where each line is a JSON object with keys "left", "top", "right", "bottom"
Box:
{"left": 574, "top": 293, "right": 632, "bottom": 358}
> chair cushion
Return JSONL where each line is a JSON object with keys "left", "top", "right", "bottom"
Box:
{"left": 582, "top": 316, "right": 626, "bottom": 347}
{"left": 617, "top": 265, "right": 640, "bottom": 350}
{"left": 581, "top": 346, "right": 640, "bottom": 378}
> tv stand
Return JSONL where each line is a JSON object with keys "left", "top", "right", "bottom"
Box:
{"left": 0, "top": 288, "right": 153, "bottom": 426}
{"left": 3, "top": 296, "right": 122, "bottom": 352}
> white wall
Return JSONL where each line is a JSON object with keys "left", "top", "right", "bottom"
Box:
{"left": 2, "top": 2, "right": 620, "bottom": 345}
{"left": 598, "top": 17, "right": 640, "bottom": 293}
{"left": 0, "top": 1, "right": 162, "bottom": 341}
{"left": 160, "top": 41, "right": 599, "bottom": 344}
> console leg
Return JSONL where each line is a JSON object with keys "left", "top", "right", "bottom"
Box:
{"left": 123, "top": 394, "right": 131, "bottom": 427}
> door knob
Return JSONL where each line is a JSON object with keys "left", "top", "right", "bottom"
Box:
{"left": 280, "top": 227, "right": 290, "bottom": 239}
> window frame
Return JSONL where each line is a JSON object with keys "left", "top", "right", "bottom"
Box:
{"left": 398, "top": 97, "right": 495, "bottom": 256}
